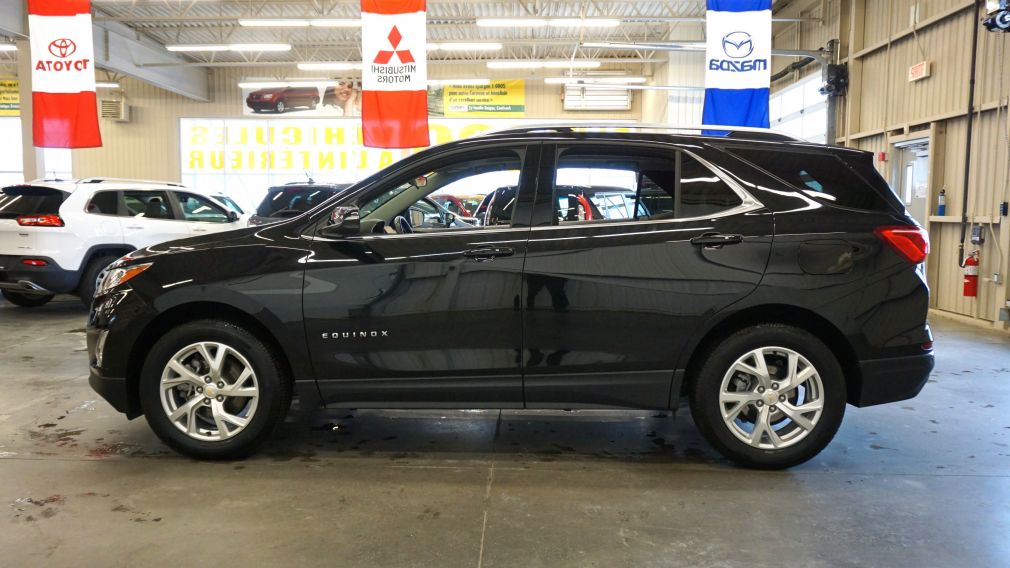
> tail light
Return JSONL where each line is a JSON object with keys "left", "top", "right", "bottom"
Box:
{"left": 21, "top": 259, "right": 48, "bottom": 267}
{"left": 16, "top": 214, "right": 64, "bottom": 227}
{"left": 875, "top": 226, "right": 929, "bottom": 264}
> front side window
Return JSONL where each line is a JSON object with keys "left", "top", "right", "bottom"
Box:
{"left": 123, "top": 190, "right": 176, "bottom": 220}
{"left": 356, "top": 150, "right": 523, "bottom": 234}
{"left": 552, "top": 147, "right": 742, "bottom": 225}
{"left": 175, "top": 192, "right": 230, "bottom": 223}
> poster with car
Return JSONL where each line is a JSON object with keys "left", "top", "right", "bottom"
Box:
{"left": 242, "top": 80, "right": 362, "bottom": 117}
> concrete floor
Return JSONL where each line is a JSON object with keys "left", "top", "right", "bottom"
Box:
{"left": 1, "top": 297, "right": 1008, "bottom": 567}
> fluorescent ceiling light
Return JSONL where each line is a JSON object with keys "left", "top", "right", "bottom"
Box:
{"left": 487, "top": 60, "right": 602, "bottom": 70}
{"left": 427, "top": 79, "right": 491, "bottom": 86}
{"left": 477, "top": 17, "right": 621, "bottom": 28}
{"left": 544, "top": 76, "right": 647, "bottom": 84}
{"left": 238, "top": 80, "right": 341, "bottom": 89}
{"left": 166, "top": 43, "right": 291, "bottom": 52}
{"left": 428, "top": 42, "right": 503, "bottom": 51}
{"left": 95, "top": 81, "right": 120, "bottom": 88}
{"left": 0, "top": 44, "right": 16, "bottom": 52}
{"left": 297, "top": 62, "right": 363, "bottom": 71}
{"left": 238, "top": 18, "right": 361, "bottom": 27}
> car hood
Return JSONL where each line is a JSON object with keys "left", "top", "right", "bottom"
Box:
{"left": 120, "top": 224, "right": 293, "bottom": 264}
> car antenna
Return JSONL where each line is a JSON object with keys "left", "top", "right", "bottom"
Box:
{"left": 305, "top": 173, "right": 314, "bottom": 184}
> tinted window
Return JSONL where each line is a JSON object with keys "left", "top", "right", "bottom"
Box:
{"left": 257, "top": 186, "right": 340, "bottom": 217}
{"left": 0, "top": 185, "right": 67, "bottom": 218}
{"left": 731, "top": 148, "right": 895, "bottom": 211}
{"left": 86, "top": 191, "right": 119, "bottom": 215}
{"left": 176, "top": 192, "right": 229, "bottom": 223}
{"left": 553, "top": 148, "right": 742, "bottom": 224}
{"left": 123, "top": 190, "right": 175, "bottom": 219}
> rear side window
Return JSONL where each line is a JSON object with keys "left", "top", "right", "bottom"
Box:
{"left": 553, "top": 147, "right": 743, "bottom": 224}
{"left": 123, "top": 190, "right": 176, "bottom": 219}
{"left": 0, "top": 185, "right": 67, "bottom": 218}
{"left": 731, "top": 148, "right": 896, "bottom": 212}
{"left": 86, "top": 191, "right": 119, "bottom": 215}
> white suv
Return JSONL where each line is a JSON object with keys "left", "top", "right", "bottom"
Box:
{"left": 0, "top": 178, "right": 246, "bottom": 308}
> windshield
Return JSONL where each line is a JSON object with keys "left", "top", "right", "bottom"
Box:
{"left": 0, "top": 185, "right": 68, "bottom": 219}
{"left": 256, "top": 186, "right": 344, "bottom": 217}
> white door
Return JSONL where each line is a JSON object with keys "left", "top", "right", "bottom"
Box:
{"left": 121, "top": 189, "right": 191, "bottom": 248}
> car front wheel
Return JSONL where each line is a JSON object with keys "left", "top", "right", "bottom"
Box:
{"left": 139, "top": 320, "right": 291, "bottom": 459}
{"left": 275, "top": 100, "right": 286, "bottom": 113}
{"left": 688, "top": 324, "right": 846, "bottom": 469}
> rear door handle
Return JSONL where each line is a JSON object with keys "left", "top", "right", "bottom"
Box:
{"left": 690, "top": 233, "right": 744, "bottom": 247}
{"left": 464, "top": 246, "right": 515, "bottom": 260}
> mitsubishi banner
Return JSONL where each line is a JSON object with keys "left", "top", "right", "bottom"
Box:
{"left": 702, "top": 0, "right": 771, "bottom": 132}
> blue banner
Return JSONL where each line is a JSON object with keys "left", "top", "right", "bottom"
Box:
{"left": 702, "top": 0, "right": 772, "bottom": 134}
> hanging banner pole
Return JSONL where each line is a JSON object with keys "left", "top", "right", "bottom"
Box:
{"left": 360, "top": 0, "right": 429, "bottom": 149}
{"left": 702, "top": 0, "right": 771, "bottom": 134}
{"left": 28, "top": 0, "right": 102, "bottom": 148}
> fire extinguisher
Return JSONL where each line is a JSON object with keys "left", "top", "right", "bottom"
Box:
{"left": 963, "top": 250, "right": 980, "bottom": 297}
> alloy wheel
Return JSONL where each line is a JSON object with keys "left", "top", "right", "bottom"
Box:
{"left": 718, "top": 346, "right": 825, "bottom": 450}
{"left": 159, "top": 341, "right": 260, "bottom": 442}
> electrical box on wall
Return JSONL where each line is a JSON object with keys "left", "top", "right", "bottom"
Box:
{"left": 971, "top": 224, "right": 985, "bottom": 245}
{"left": 99, "top": 98, "right": 130, "bottom": 122}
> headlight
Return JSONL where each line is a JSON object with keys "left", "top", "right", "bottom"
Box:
{"left": 97, "top": 262, "right": 153, "bottom": 296}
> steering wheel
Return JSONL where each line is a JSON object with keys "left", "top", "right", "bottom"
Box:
{"left": 392, "top": 215, "right": 413, "bottom": 234}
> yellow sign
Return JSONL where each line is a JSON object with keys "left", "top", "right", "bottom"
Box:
{"left": 444, "top": 80, "right": 525, "bottom": 117}
{"left": 0, "top": 80, "right": 19, "bottom": 116}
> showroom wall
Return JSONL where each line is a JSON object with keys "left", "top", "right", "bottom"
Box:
{"left": 71, "top": 64, "right": 645, "bottom": 185}
{"left": 774, "top": 0, "right": 1010, "bottom": 328}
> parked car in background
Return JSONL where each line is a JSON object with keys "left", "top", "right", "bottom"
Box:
{"left": 0, "top": 178, "right": 244, "bottom": 307}
{"left": 87, "top": 125, "right": 933, "bottom": 469}
{"left": 248, "top": 182, "right": 352, "bottom": 226}
{"left": 246, "top": 87, "right": 320, "bottom": 114}
{"left": 431, "top": 194, "right": 474, "bottom": 217}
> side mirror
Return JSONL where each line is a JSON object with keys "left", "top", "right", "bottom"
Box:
{"left": 319, "top": 206, "right": 360, "bottom": 238}
{"left": 227, "top": 210, "right": 239, "bottom": 222}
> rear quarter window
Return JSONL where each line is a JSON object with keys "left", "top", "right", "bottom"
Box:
{"left": 730, "top": 147, "right": 898, "bottom": 212}
{"left": 0, "top": 185, "right": 68, "bottom": 218}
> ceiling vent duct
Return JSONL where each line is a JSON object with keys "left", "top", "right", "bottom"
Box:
{"left": 563, "top": 85, "right": 631, "bottom": 111}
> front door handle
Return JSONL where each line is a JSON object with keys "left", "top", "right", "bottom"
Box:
{"left": 690, "top": 233, "right": 744, "bottom": 247}
{"left": 464, "top": 246, "right": 515, "bottom": 260}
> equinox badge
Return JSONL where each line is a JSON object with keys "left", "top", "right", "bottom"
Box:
{"left": 322, "top": 331, "right": 389, "bottom": 339}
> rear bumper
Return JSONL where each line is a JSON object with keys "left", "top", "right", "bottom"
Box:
{"left": 0, "top": 255, "right": 80, "bottom": 294}
{"left": 850, "top": 353, "right": 935, "bottom": 407}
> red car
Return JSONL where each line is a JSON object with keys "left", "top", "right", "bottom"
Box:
{"left": 246, "top": 87, "right": 320, "bottom": 113}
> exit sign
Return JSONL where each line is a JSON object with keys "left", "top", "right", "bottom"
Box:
{"left": 908, "top": 61, "right": 931, "bottom": 82}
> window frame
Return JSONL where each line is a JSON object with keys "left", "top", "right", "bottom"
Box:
{"left": 538, "top": 141, "right": 759, "bottom": 229}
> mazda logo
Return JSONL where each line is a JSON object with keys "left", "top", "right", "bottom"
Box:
{"left": 721, "top": 32, "right": 754, "bottom": 59}
{"left": 48, "top": 38, "right": 77, "bottom": 58}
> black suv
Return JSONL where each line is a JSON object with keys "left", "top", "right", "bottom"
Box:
{"left": 247, "top": 182, "right": 352, "bottom": 226}
{"left": 87, "top": 126, "right": 933, "bottom": 469}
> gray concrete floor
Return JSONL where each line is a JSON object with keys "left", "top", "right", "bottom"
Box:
{"left": 1, "top": 297, "right": 1009, "bottom": 567}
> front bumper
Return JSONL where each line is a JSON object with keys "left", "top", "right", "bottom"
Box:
{"left": 88, "top": 365, "right": 137, "bottom": 417}
{"left": 246, "top": 99, "right": 277, "bottom": 110}
{"left": 0, "top": 255, "right": 80, "bottom": 294}
{"left": 850, "top": 353, "right": 935, "bottom": 407}
{"left": 86, "top": 288, "right": 154, "bottom": 418}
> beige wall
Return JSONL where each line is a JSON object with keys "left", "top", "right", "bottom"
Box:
{"left": 71, "top": 65, "right": 643, "bottom": 183}
{"left": 774, "top": 0, "right": 1010, "bottom": 328}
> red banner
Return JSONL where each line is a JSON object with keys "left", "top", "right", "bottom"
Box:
{"left": 361, "top": 0, "right": 429, "bottom": 148}
{"left": 28, "top": 0, "right": 102, "bottom": 148}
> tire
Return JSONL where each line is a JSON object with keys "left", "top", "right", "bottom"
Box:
{"left": 139, "top": 319, "right": 291, "bottom": 459}
{"left": 275, "top": 100, "right": 286, "bottom": 113}
{"left": 78, "top": 254, "right": 120, "bottom": 307}
{"left": 2, "top": 289, "right": 54, "bottom": 307}
{"left": 688, "top": 324, "right": 846, "bottom": 470}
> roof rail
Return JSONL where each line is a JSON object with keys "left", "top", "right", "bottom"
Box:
{"left": 479, "top": 122, "right": 803, "bottom": 142}
{"left": 77, "top": 177, "right": 186, "bottom": 187}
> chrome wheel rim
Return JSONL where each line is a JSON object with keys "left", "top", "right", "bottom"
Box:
{"left": 719, "top": 346, "right": 824, "bottom": 450}
{"left": 160, "top": 342, "right": 259, "bottom": 442}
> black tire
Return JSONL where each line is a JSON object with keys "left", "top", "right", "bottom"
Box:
{"left": 78, "top": 254, "right": 120, "bottom": 307}
{"left": 2, "top": 289, "right": 55, "bottom": 307}
{"left": 275, "top": 100, "right": 286, "bottom": 113}
{"left": 139, "top": 319, "right": 292, "bottom": 460}
{"left": 688, "top": 324, "right": 846, "bottom": 470}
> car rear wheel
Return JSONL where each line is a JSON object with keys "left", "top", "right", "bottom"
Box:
{"left": 139, "top": 320, "right": 291, "bottom": 459}
{"left": 2, "top": 289, "right": 54, "bottom": 307}
{"left": 79, "top": 255, "right": 120, "bottom": 307}
{"left": 688, "top": 324, "right": 846, "bottom": 469}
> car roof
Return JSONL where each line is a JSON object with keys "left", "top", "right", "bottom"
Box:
{"left": 13, "top": 178, "right": 189, "bottom": 193}
{"left": 267, "top": 183, "right": 351, "bottom": 191}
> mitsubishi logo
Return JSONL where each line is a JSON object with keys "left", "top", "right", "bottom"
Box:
{"left": 48, "top": 38, "right": 77, "bottom": 58}
{"left": 373, "top": 26, "right": 415, "bottom": 64}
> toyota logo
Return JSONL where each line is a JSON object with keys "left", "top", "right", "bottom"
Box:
{"left": 48, "top": 38, "right": 77, "bottom": 58}
{"left": 721, "top": 32, "right": 754, "bottom": 59}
